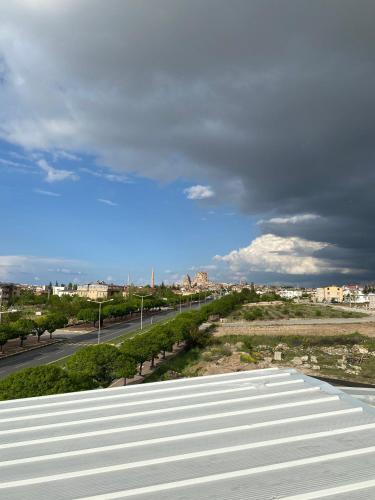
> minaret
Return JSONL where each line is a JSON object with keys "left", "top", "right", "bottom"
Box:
{"left": 151, "top": 268, "right": 155, "bottom": 289}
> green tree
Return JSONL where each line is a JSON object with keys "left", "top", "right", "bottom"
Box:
{"left": 153, "top": 324, "right": 175, "bottom": 359}
{"left": 0, "top": 323, "right": 13, "bottom": 354}
{"left": 33, "top": 316, "right": 49, "bottom": 342}
{"left": 114, "top": 353, "right": 137, "bottom": 385}
{"left": 0, "top": 365, "right": 96, "bottom": 401}
{"left": 66, "top": 344, "right": 126, "bottom": 387}
{"left": 45, "top": 313, "right": 68, "bottom": 339}
{"left": 77, "top": 308, "right": 99, "bottom": 327}
{"left": 14, "top": 318, "right": 36, "bottom": 347}
{"left": 121, "top": 335, "right": 154, "bottom": 375}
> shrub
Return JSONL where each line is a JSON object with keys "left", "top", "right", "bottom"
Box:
{"left": 202, "top": 345, "right": 232, "bottom": 361}
{"left": 66, "top": 344, "right": 135, "bottom": 387}
{"left": 240, "top": 353, "right": 257, "bottom": 364}
{"left": 0, "top": 365, "right": 96, "bottom": 401}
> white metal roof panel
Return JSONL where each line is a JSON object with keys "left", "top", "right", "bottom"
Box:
{"left": 1, "top": 367, "right": 375, "bottom": 499}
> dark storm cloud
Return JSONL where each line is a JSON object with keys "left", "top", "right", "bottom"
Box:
{"left": 1, "top": 0, "right": 375, "bottom": 280}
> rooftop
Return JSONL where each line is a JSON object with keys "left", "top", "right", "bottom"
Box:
{"left": 1, "top": 368, "right": 375, "bottom": 499}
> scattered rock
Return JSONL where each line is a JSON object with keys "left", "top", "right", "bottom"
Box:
{"left": 275, "top": 343, "right": 289, "bottom": 351}
{"left": 352, "top": 345, "right": 368, "bottom": 355}
{"left": 310, "top": 355, "right": 318, "bottom": 364}
{"left": 291, "top": 356, "right": 303, "bottom": 366}
{"left": 322, "top": 346, "right": 349, "bottom": 356}
{"left": 345, "top": 366, "right": 362, "bottom": 375}
{"left": 311, "top": 365, "right": 320, "bottom": 370}
{"left": 301, "top": 355, "right": 309, "bottom": 362}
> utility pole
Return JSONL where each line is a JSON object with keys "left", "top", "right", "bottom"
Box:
{"left": 87, "top": 298, "right": 113, "bottom": 344}
{"left": 134, "top": 294, "right": 152, "bottom": 330}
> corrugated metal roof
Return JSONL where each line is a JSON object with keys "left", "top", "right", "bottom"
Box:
{"left": 1, "top": 367, "right": 375, "bottom": 499}
{"left": 339, "top": 386, "right": 375, "bottom": 408}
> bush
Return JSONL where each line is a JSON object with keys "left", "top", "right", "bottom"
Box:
{"left": 241, "top": 337, "right": 253, "bottom": 352}
{"left": 0, "top": 365, "right": 96, "bottom": 401}
{"left": 240, "top": 353, "right": 257, "bottom": 364}
{"left": 66, "top": 344, "right": 135, "bottom": 387}
{"left": 202, "top": 345, "right": 232, "bottom": 361}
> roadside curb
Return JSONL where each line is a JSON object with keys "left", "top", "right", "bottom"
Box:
{"left": 0, "top": 339, "right": 63, "bottom": 361}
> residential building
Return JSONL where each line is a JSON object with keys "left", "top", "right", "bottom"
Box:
{"left": 77, "top": 281, "right": 123, "bottom": 300}
{"left": 278, "top": 289, "right": 303, "bottom": 300}
{"left": 316, "top": 285, "right": 344, "bottom": 303}
{"left": 0, "top": 283, "right": 15, "bottom": 307}
{"left": 52, "top": 287, "right": 78, "bottom": 298}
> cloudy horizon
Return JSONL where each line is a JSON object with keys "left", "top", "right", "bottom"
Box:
{"left": 1, "top": 0, "right": 374, "bottom": 286}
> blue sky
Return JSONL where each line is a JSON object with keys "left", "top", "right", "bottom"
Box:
{"left": 0, "top": 140, "right": 257, "bottom": 285}
{"left": 1, "top": 2, "right": 373, "bottom": 286}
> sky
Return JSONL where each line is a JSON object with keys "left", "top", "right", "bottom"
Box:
{"left": 0, "top": 0, "right": 374, "bottom": 286}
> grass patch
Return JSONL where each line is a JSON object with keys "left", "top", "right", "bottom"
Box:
{"left": 144, "top": 347, "right": 203, "bottom": 382}
{"left": 218, "top": 332, "right": 371, "bottom": 349}
{"left": 241, "top": 303, "right": 366, "bottom": 321}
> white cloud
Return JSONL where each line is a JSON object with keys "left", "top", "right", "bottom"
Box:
{"left": 0, "top": 157, "right": 36, "bottom": 174}
{"left": 0, "top": 255, "right": 84, "bottom": 281}
{"left": 97, "top": 198, "right": 118, "bottom": 206}
{"left": 259, "top": 214, "right": 320, "bottom": 225}
{"left": 184, "top": 185, "right": 215, "bottom": 200}
{"left": 37, "top": 159, "right": 79, "bottom": 183}
{"left": 214, "top": 234, "right": 352, "bottom": 275}
{"left": 34, "top": 188, "right": 61, "bottom": 197}
{"left": 80, "top": 167, "right": 131, "bottom": 184}
{"left": 53, "top": 150, "right": 80, "bottom": 161}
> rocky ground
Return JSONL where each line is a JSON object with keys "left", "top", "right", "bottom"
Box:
{"left": 156, "top": 337, "right": 375, "bottom": 386}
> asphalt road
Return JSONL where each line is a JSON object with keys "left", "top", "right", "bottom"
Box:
{"left": 0, "top": 303, "right": 202, "bottom": 379}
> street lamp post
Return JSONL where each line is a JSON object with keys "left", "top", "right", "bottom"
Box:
{"left": 87, "top": 298, "right": 113, "bottom": 344}
{"left": 134, "top": 294, "right": 152, "bottom": 330}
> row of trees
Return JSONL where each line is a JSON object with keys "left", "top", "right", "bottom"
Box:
{"left": 11, "top": 289, "right": 210, "bottom": 327}
{"left": 0, "top": 314, "right": 68, "bottom": 353}
{"left": 75, "top": 291, "right": 211, "bottom": 327}
{"left": 0, "top": 290, "right": 252, "bottom": 400}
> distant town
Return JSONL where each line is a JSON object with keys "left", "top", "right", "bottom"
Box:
{"left": 1, "top": 271, "right": 375, "bottom": 309}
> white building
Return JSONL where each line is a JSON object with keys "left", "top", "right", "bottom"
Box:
{"left": 52, "top": 286, "right": 77, "bottom": 298}
{"left": 368, "top": 294, "right": 375, "bottom": 309}
{"left": 278, "top": 289, "right": 303, "bottom": 300}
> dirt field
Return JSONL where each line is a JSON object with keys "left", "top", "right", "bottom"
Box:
{"left": 215, "top": 322, "right": 375, "bottom": 337}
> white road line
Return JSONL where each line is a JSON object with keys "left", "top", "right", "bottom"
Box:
{"left": 0, "top": 390, "right": 330, "bottom": 436}
{"left": 0, "top": 383, "right": 306, "bottom": 423}
{"left": 1, "top": 400, "right": 352, "bottom": 450}
{"left": 74, "top": 445, "right": 375, "bottom": 499}
{"left": 0, "top": 367, "right": 281, "bottom": 406}
{"left": 3, "top": 434, "right": 375, "bottom": 490}
{"left": 281, "top": 478, "right": 375, "bottom": 499}
{"left": 0, "top": 372, "right": 295, "bottom": 414}
{"left": 2, "top": 418, "right": 373, "bottom": 469}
